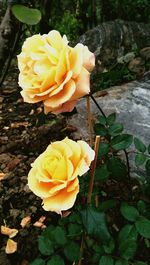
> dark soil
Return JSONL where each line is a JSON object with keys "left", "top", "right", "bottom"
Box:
{"left": 0, "top": 65, "right": 75, "bottom": 265}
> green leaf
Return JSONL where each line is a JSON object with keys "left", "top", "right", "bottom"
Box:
{"left": 135, "top": 216, "right": 150, "bottom": 238}
{"left": 53, "top": 227, "right": 67, "bottom": 245}
{"left": 108, "top": 123, "right": 123, "bottom": 136}
{"left": 137, "top": 200, "right": 146, "bottom": 214}
{"left": 38, "top": 236, "right": 54, "bottom": 256}
{"left": 134, "top": 137, "right": 146, "bottom": 153}
{"left": 68, "top": 213, "right": 82, "bottom": 224}
{"left": 92, "top": 244, "right": 104, "bottom": 255}
{"left": 111, "top": 134, "right": 133, "bottom": 150}
{"left": 64, "top": 242, "right": 80, "bottom": 261}
{"left": 41, "top": 225, "right": 55, "bottom": 239}
{"left": 119, "top": 238, "right": 137, "bottom": 260}
{"left": 30, "top": 259, "right": 45, "bottom": 265}
{"left": 94, "top": 124, "right": 107, "bottom": 136}
{"left": 95, "top": 164, "right": 110, "bottom": 182}
{"left": 68, "top": 223, "right": 82, "bottom": 236}
{"left": 107, "top": 113, "right": 116, "bottom": 125}
{"left": 120, "top": 203, "right": 139, "bottom": 222}
{"left": 98, "top": 142, "right": 109, "bottom": 158}
{"left": 99, "top": 255, "right": 114, "bottom": 265}
{"left": 98, "top": 115, "right": 107, "bottom": 125}
{"left": 92, "top": 253, "right": 102, "bottom": 264}
{"left": 47, "top": 255, "right": 65, "bottom": 265}
{"left": 103, "top": 239, "right": 115, "bottom": 254}
{"left": 107, "top": 157, "right": 127, "bottom": 179}
{"left": 135, "top": 153, "right": 146, "bottom": 166}
{"left": 118, "top": 225, "right": 138, "bottom": 243}
{"left": 81, "top": 206, "right": 111, "bottom": 243}
{"left": 99, "top": 200, "right": 117, "bottom": 212}
{"left": 115, "top": 260, "right": 128, "bottom": 265}
{"left": 145, "top": 159, "right": 150, "bottom": 176}
{"left": 12, "top": 4, "right": 41, "bottom": 25}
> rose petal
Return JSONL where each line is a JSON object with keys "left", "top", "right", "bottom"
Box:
{"left": 44, "top": 79, "right": 76, "bottom": 109}
{"left": 22, "top": 34, "right": 44, "bottom": 53}
{"left": 5, "top": 239, "right": 17, "bottom": 254}
{"left": 0, "top": 173, "right": 5, "bottom": 181}
{"left": 1, "top": 226, "right": 18, "bottom": 238}
{"left": 28, "top": 167, "right": 67, "bottom": 198}
{"left": 47, "top": 30, "right": 66, "bottom": 51}
{"left": 51, "top": 71, "right": 72, "bottom": 97}
{"left": 42, "top": 181, "right": 79, "bottom": 214}
{"left": 82, "top": 45, "right": 95, "bottom": 72}
{"left": 20, "top": 216, "right": 31, "bottom": 228}
{"left": 45, "top": 100, "right": 77, "bottom": 114}
{"left": 63, "top": 138, "right": 81, "bottom": 168}
{"left": 55, "top": 48, "right": 69, "bottom": 84}
{"left": 70, "top": 67, "right": 90, "bottom": 101}
{"left": 69, "top": 46, "right": 83, "bottom": 78}
{"left": 78, "top": 140, "right": 95, "bottom": 165}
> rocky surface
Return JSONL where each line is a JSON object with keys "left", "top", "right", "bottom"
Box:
{"left": 78, "top": 20, "right": 150, "bottom": 75}
{"left": 69, "top": 73, "right": 150, "bottom": 146}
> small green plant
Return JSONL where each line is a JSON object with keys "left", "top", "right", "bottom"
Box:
{"left": 49, "top": 11, "right": 82, "bottom": 42}
{"left": 30, "top": 108, "right": 150, "bottom": 264}
{"left": 92, "top": 64, "right": 136, "bottom": 92}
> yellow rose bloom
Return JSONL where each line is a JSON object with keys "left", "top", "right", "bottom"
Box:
{"left": 17, "top": 30, "right": 95, "bottom": 114}
{"left": 28, "top": 137, "right": 95, "bottom": 214}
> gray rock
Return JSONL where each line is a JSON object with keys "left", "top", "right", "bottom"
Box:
{"left": 68, "top": 76, "right": 150, "bottom": 146}
{"left": 140, "top": 47, "right": 150, "bottom": 60}
{"left": 78, "top": 20, "right": 150, "bottom": 72}
{"left": 128, "top": 57, "right": 145, "bottom": 74}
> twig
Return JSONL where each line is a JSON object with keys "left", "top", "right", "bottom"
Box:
{"left": 87, "top": 135, "right": 100, "bottom": 204}
{"left": 124, "top": 149, "right": 132, "bottom": 196}
{"left": 0, "top": 23, "right": 22, "bottom": 87}
{"left": 90, "top": 94, "right": 107, "bottom": 119}
{"left": 77, "top": 235, "right": 84, "bottom": 265}
{"left": 86, "top": 96, "right": 93, "bottom": 147}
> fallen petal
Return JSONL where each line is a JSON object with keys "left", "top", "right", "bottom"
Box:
{"left": 1, "top": 226, "right": 18, "bottom": 238}
{"left": 20, "top": 216, "right": 31, "bottom": 228}
{"left": 0, "top": 173, "right": 5, "bottom": 181}
{"left": 5, "top": 239, "right": 17, "bottom": 254}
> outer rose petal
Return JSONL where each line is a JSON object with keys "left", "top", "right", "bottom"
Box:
{"left": 78, "top": 140, "right": 95, "bottom": 165}
{"left": 63, "top": 138, "right": 81, "bottom": 168}
{"left": 45, "top": 100, "right": 77, "bottom": 115}
{"left": 42, "top": 179, "right": 79, "bottom": 214}
{"left": 47, "top": 30, "right": 68, "bottom": 51}
{"left": 44, "top": 79, "right": 76, "bottom": 109}
{"left": 69, "top": 46, "right": 83, "bottom": 78}
{"left": 28, "top": 167, "right": 67, "bottom": 198}
{"left": 75, "top": 43, "right": 95, "bottom": 72}
{"left": 70, "top": 67, "right": 90, "bottom": 101}
{"left": 83, "top": 46, "right": 95, "bottom": 72}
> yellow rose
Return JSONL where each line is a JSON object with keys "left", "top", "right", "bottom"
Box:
{"left": 17, "top": 30, "right": 95, "bottom": 114}
{"left": 28, "top": 137, "right": 95, "bottom": 214}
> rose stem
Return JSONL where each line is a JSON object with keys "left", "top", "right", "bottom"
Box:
{"left": 77, "top": 236, "right": 84, "bottom": 265}
{"left": 87, "top": 135, "right": 100, "bottom": 204}
{"left": 86, "top": 96, "right": 93, "bottom": 147}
